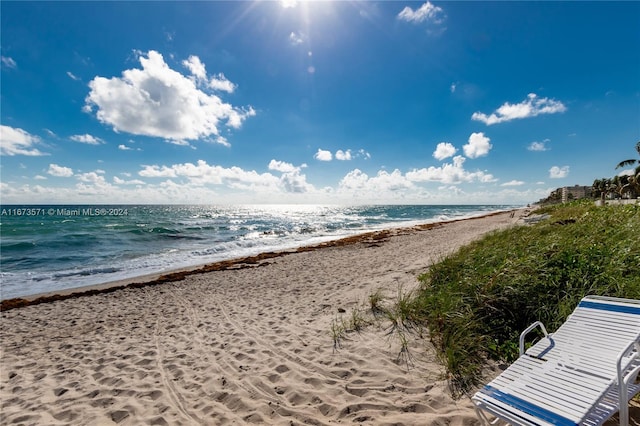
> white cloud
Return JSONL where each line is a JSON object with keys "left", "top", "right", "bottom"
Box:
{"left": 406, "top": 155, "right": 497, "bottom": 185}
{"left": 549, "top": 166, "right": 570, "bottom": 179}
{"left": 335, "top": 149, "right": 352, "bottom": 161}
{"left": 450, "top": 82, "right": 457, "bottom": 93}
{"left": 314, "top": 148, "right": 368, "bottom": 162}
{"left": 167, "top": 139, "right": 193, "bottom": 147}
{"left": 358, "top": 149, "right": 371, "bottom": 160}
{"left": 339, "top": 169, "right": 414, "bottom": 195}
{"left": 139, "top": 159, "right": 314, "bottom": 195}
{"left": 501, "top": 180, "right": 525, "bottom": 187}
{"left": 113, "top": 176, "right": 145, "bottom": 185}
{"left": 528, "top": 140, "right": 549, "bottom": 151}
{"left": 208, "top": 73, "right": 236, "bottom": 93}
{"left": 472, "top": 93, "right": 567, "bottom": 125}
{"left": 182, "top": 55, "right": 207, "bottom": 81}
{"left": 268, "top": 160, "right": 313, "bottom": 193}
{"left": 71, "top": 134, "right": 105, "bottom": 145}
{"left": 268, "top": 159, "right": 299, "bottom": 173}
{"left": 139, "top": 160, "right": 277, "bottom": 187}
{"left": 84, "top": 50, "right": 254, "bottom": 145}
{"left": 47, "top": 163, "right": 74, "bottom": 177}
{"left": 463, "top": 132, "right": 492, "bottom": 159}
{"left": 182, "top": 56, "right": 237, "bottom": 93}
{"left": 338, "top": 169, "right": 369, "bottom": 190}
{"left": 397, "top": 1, "right": 444, "bottom": 24}
{"left": 67, "top": 71, "right": 80, "bottom": 81}
{"left": 1, "top": 56, "right": 17, "bottom": 69}
{"left": 139, "top": 165, "right": 177, "bottom": 178}
{"left": 118, "top": 144, "right": 132, "bottom": 151}
{"left": 3, "top": 178, "right": 544, "bottom": 205}
{"left": 289, "top": 31, "right": 305, "bottom": 46}
{"left": 618, "top": 168, "right": 636, "bottom": 177}
{"left": 0, "top": 125, "right": 48, "bottom": 156}
{"left": 314, "top": 149, "right": 333, "bottom": 161}
{"left": 433, "top": 142, "right": 457, "bottom": 161}
{"left": 2, "top": 158, "right": 548, "bottom": 205}
{"left": 77, "top": 171, "right": 107, "bottom": 184}
{"left": 279, "top": 169, "right": 312, "bottom": 193}
{"left": 73, "top": 171, "right": 115, "bottom": 197}
{"left": 34, "top": 175, "right": 47, "bottom": 180}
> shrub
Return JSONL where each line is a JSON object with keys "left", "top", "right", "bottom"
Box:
{"left": 410, "top": 201, "right": 640, "bottom": 394}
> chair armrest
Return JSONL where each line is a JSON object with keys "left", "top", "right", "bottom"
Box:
{"left": 519, "top": 321, "right": 548, "bottom": 356}
{"left": 616, "top": 340, "right": 639, "bottom": 383}
{"left": 616, "top": 340, "right": 639, "bottom": 426}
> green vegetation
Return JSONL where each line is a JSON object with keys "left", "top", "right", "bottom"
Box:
{"left": 381, "top": 285, "right": 414, "bottom": 332}
{"left": 330, "top": 315, "right": 347, "bottom": 350}
{"left": 368, "top": 288, "right": 385, "bottom": 314}
{"left": 406, "top": 201, "right": 640, "bottom": 395}
{"left": 330, "top": 305, "right": 372, "bottom": 351}
{"left": 593, "top": 141, "right": 640, "bottom": 201}
{"left": 332, "top": 287, "right": 419, "bottom": 368}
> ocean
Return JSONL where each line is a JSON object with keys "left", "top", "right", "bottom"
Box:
{"left": 0, "top": 204, "right": 516, "bottom": 300}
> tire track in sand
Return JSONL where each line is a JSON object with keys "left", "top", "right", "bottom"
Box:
{"left": 152, "top": 315, "right": 203, "bottom": 425}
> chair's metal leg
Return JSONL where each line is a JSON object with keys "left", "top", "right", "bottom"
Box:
{"left": 474, "top": 406, "right": 503, "bottom": 426}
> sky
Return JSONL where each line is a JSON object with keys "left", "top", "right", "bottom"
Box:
{"left": 1, "top": 1, "right": 639, "bottom": 205}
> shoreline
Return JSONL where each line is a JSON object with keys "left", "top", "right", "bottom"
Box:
{"left": 1, "top": 205, "right": 518, "bottom": 303}
{"left": 0, "top": 209, "right": 521, "bottom": 312}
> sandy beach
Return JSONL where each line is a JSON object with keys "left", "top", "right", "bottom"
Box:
{"left": 1, "top": 211, "right": 522, "bottom": 425}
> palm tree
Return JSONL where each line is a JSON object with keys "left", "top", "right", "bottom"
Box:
{"left": 618, "top": 175, "right": 632, "bottom": 199}
{"left": 622, "top": 174, "right": 639, "bottom": 198}
{"left": 592, "top": 178, "right": 608, "bottom": 202}
{"left": 616, "top": 141, "right": 640, "bottom": 169}
{"left": 615, "top": 141, "right": 640, "bottom": 198}
{"left": 610, "top": 176, "right": 621, "bottom": 199}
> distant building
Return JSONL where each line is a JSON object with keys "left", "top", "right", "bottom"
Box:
{"left": 561, "top": 185, "right": 592, "bottom": 203}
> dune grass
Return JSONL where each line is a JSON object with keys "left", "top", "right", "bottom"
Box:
{"left": 407, "top": 200, "right": 640, "bottom": 395}
{"left": 332, "top": 287, "right": 421, "bottom": 369}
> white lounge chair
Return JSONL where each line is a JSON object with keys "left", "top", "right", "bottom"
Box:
{"left": 472, "top": 295, "right": 640, "bottom": 426}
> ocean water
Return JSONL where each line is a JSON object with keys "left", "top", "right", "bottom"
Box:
{"left": 0, "top": 204, "right": 515, "bottom": 300}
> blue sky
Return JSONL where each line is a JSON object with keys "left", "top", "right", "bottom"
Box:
{"left": 1, "top": 1, "right": 639, "bottom": 205}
